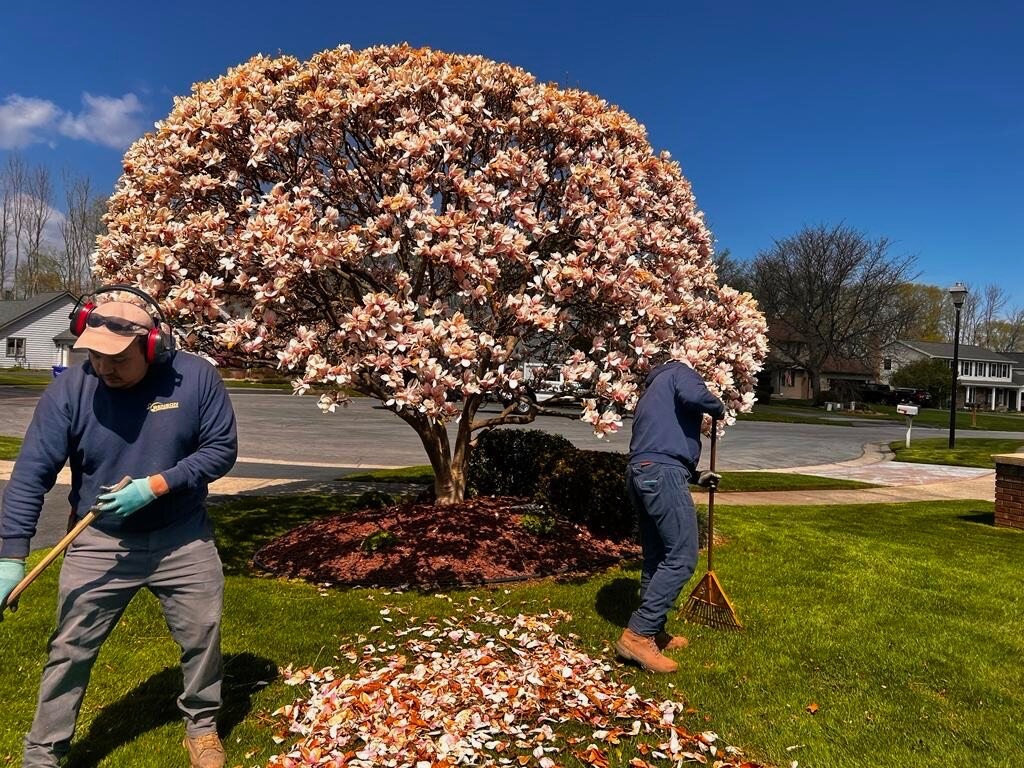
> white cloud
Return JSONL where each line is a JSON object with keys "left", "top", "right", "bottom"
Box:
{"left": 0, "top": 92, "right": 145, "bottom": 151}
{"left": 0, "top": 95, "right": 61, "bottom": 149}
{"left": 59, "top": 93, "right": 145, "bottom": 149}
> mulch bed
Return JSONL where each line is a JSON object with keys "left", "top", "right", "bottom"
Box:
{"left": 253, "top": 495, "right": 640, "bottom": 588}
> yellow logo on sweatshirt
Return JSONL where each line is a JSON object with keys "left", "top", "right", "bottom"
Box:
{"left": 148, "top": 401, "right": 180, "bottom": 413}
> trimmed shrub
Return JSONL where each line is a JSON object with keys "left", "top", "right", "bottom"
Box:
{"left": 538, "top": 450, "right": 633, "bottom": 538}
{"left": 468, "top": 428, "right": 575, "bottom": 497}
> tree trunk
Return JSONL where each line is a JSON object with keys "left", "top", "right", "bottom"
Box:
{"left": 417, "top": 423, "right": 467, "bottom": 503}
{"left": 411, "top": 397, "right": 482, "bottom": 504}
{"left": 808, "top": 369, "right": 823, "bottom": 402}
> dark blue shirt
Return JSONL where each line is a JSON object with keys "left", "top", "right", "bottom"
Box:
{"left": 0, "top": 351, "right": 238, "bottom": 558}
{"left": 628, "top": 360, "right": 726, "bottom": 476}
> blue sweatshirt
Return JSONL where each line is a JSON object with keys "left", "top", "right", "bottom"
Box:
{"left": 628, "top": 360, "right": 726, "bottom": 476}
{"left": 0, "top": 351, "right": 238, "bottom": 558}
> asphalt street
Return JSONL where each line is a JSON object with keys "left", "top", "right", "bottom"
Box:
{"left": 1, "top": 385, "right": 991, "bottom": 471}
{"left": 3, "top": 385, "right": 1022, "bottom": 552}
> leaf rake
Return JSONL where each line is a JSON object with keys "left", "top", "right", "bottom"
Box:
{"left": 680, "top": 421, "right": 742, "bottom": 630}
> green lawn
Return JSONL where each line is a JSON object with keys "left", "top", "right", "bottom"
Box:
{"left": 0, "top": 436, "right": 23, "bottom": 460}
{"left": 341, "top": 465, "right": 880, "bottom": 492}
{"left": 758, "top": 400, "right": 1024, "bottom": 432}
{"left": 2, "top": 495, "right": 1020, "bottom": 767}
{"left": 0, "top": 368, "right": 52, "bottom": 387}
{"left": 890, "top": 437, "right": 1024, "bottom": 468}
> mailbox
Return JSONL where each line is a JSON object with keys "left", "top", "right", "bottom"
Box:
{"left": 896, "top": 404, "right": 919, "bottom": 416}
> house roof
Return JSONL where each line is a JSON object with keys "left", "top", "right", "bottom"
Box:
{"left": 893, "top": 340, "right": 1016, "bottom": 363}
{"left": 765, "top": 346, "right": 873, "bottom": 376}
{"left": 1002, "top": 351, "right": 1024, "bottom": 366}
{"left": 0, "top": 291, "right": 77, "bottom": 333}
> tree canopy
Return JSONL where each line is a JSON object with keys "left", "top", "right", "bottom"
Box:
{"left": 94, "top": 44, "right": 767, "bottom": 501}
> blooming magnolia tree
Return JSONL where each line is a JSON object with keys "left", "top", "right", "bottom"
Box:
{"left": 94, "top": 44, "right": 767, "bottom": 503}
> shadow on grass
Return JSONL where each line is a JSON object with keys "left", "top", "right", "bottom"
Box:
{"left": 211, "top": 493, "right": 356, "bottom": 576}
{"left": 958, "top": 510, "right": 996, "bottom": 526}
{"left": 595, "top": 576, "right": 639, "bottom": 629}
{"left": 66, "top": 652, "right": 276, "bottom": 767}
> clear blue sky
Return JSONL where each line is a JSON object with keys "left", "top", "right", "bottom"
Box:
{"left": 2, "top": 1, "right": 1021, "bottom": 306}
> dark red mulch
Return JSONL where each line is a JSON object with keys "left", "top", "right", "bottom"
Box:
{"left": 253, "top": 496, "right": 640, "bottom": 588}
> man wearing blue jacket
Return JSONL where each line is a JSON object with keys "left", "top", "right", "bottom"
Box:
{"left": 616, "top": 358, "right": 725, "bottom": 673}
{"left": 0, "top": 295, "right": 237, "bottom": 767}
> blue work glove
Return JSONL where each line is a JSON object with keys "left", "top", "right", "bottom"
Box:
{"left": 96, "top": 478, "right": 156, "bottom": 519}
{"left": 0, "top": 558, "right": 26, "bottom": 616}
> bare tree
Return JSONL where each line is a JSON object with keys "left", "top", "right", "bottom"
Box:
{"left": 59, "top": 170, "right": 105, "bottom": 294}
{"left": 0, "top": 165, "right": 10, "bottom": 298}
{"left": 21, "top": 163, "right": 53, "bottom": 297}
{"left": 712, "top": 248, "right": 752, "bottom": 293}
{"left": 975, "top": 284, "right": 1009, "bottom": 347}
{"left": 751, "top": 223, "right": 919, "bottom": 400}
{"left": 985, "top": 306, "right": 1024, "bottom": 352}
{"left": 4, "top": 155, "right": 28, "bottom": 298}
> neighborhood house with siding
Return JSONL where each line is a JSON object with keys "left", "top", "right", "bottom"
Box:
{"left": 0, "top": 291, "right": 84, "bottom": 370}
{"left": 881, "top": 340, "right": 1024, "bottom": 412}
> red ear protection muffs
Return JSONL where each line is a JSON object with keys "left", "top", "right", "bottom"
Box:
{"left": 68, "top": 285, "right": 175, "bottom": 364}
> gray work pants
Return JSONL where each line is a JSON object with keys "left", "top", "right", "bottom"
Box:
{"left": 22, "top": 515, "right": 224, "bottom": 767}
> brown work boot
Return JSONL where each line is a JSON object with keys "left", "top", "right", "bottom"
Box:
{"left": 655, "top": 631, "right": 689, "bottom": 651}
{"left": 615, "top": 628, "right": 678, "bottom": 673}
{"left": 184, "top": 732, "right": 225, "bottom": 768}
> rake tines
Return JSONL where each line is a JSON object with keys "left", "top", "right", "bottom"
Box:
{"left": 682, "top": 570, "right": 742, "bottom": 630}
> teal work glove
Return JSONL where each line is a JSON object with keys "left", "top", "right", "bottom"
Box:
{"left": 0, "top": 558, "right": 26, "bottom": 616}
{"left": 96, "top": 477, "right": 157, "bottom": 519}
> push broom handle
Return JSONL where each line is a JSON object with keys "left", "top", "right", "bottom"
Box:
{"left": 4, "top": 476, "right": 131, "bottom": 613}
{"left": 706, "top": 418, "right": 718, "bottom": 573}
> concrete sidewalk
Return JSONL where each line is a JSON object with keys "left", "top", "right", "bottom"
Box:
{"left": 692, "top": 442, "right": 996, "bottom": 506}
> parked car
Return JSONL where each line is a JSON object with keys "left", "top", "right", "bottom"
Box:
{"left": 858, "top": 382, "right": 894, "bottom": 404}
{"left": 892, "top": 387, "right": 933, "bottom": 407}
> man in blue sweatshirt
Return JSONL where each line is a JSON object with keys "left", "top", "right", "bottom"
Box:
{"left": 0, "top": 296, "right": 237, "bottom": 767}
{"left": 616, "top": 358, "right": 725, "bottom": 673}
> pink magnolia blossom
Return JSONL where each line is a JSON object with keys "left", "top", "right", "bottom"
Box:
{"left": 93, "top": 44, "right": 767, "bottom": 502}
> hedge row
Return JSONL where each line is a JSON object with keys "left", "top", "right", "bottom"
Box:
{"left": 468, "top": 429, "right": 707, "bottom": 545}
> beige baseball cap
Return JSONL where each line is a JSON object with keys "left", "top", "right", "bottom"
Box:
{"left": 73, "top": 301, "right": 154, "bottom": 355}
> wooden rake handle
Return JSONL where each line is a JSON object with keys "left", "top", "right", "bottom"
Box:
{"left": 707, "top": 418, "right": 718, "bottom": 572}
{"left": 3, "top": 476, "right": 131, "bottom": 613}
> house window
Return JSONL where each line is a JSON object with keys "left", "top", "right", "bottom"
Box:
{"left": 883, "top": 358, "right": 892, "bottom": 371}
{"left": 1002, "top": 364, "right": 1010, "bottom": 378}
{"left": 961, "top": 360, "right": 972, "bottom": 376}
{"left": 783, "top": 370, "right": 795, "bottom": 387}
{"left": 5, "top": 337, "right": 26, "bottom": 358}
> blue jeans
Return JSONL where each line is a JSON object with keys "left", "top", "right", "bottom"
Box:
{"left": 625, "top": 462, "right": 699, "bottom": 637}
{"left": 22, "top": 514, "right": 224, "bottom": 767}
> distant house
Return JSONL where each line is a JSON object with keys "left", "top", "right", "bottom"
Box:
{"left": 0, "top": 291, "right": 83, "bottom": 370}
{"left": 880, "top": 340, "right": 1023, "bottom": 412}
{"left": 763, "top": 321, "right": 875, "bottom": 400}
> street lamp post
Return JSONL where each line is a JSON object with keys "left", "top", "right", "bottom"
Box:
{"left": 948, "top": 282, "right": 968, "bottom": 449}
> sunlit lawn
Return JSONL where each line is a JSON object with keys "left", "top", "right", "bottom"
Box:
{"left": 2, "top": 492, "right": 1021, "bottom": 767}
{"left": 890, "top": 437, "right": 1024, "bottom": 467}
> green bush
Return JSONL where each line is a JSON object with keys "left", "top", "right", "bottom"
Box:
{"left": 468, "top": 428, "right": 575, "bottom": 497}
{"left": 469, "top": 430, "right": 709, "bottom": 547}
{"left": 360, "top": 529, "right": 399, "bottom": 553}
{"left": 355, "top": 490, "right": 395, "bottom": 509}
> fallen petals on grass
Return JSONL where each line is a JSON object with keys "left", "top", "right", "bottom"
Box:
{"left": 267, "top": 609, "right": 761, "bottom": 767}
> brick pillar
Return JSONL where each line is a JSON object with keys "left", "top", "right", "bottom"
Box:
{"left": 994, "top": 454, "right": 1024, "bottom": 529}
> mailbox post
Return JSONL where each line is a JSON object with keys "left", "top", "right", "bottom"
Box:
{"left": 897, "top": 403, "right": 919, "bottom": 448}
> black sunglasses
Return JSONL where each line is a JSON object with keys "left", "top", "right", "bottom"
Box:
{"left": 86, "top": 313, "right": 149, "bottom": 336}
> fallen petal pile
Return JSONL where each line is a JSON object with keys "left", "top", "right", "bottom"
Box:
{"left": 267, "top": 609, "right": 761, "bottom": 767}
